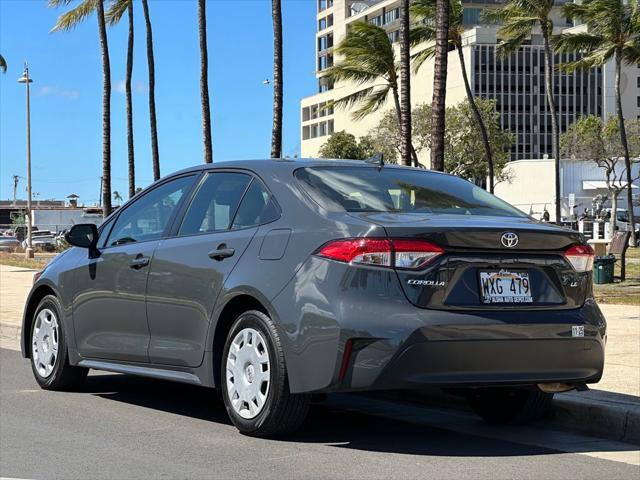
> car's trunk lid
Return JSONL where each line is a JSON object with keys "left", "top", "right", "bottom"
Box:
{"left": 348, "top": 212, "right": 588, "bottom": 311}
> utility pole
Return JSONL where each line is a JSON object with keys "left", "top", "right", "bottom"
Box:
{"left": 18, "top": 64, "right": 34, "bottom": 259}
{"left": 12, "top": 175, "right": 19, "bottom": 206}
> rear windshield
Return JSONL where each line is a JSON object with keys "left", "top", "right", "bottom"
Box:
{"left": 295, "top": 166, "right": 527, "bottom": 218}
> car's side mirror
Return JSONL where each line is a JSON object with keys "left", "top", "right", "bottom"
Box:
{"left": 65, "top": 224, "right": 99, "bottom": 250}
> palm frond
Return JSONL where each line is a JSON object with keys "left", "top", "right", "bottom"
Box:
{"left": 51, "top": 0, "right": 97, "bottom": 32}
{"left": 621, "top": 39, "right": 640, "bottom": 66}
{"left": 350, "top": 86, "right": 392, "bottom": 120}
{"left": 331, "top": 84, "right": 391, "bottom": 121}
{"left": 105, "top": 0, "right": 130, "bottom": 26}
{"left": 0, "top": 54, "right": 6, "bottom": 73}
{"left": 554, "top": 32, "right": 602, "bottom": 54}
{"left": 495, "top": 29, "right": 530, "bottom": 58}
{"left": 411, "top": 45, "right": 436, "bottom": 72}
{"left": 558, "top": 44, "right": 617, "bottom": 72}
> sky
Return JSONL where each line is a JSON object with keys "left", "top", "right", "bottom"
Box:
{"left": 0, "top": 0, "right": 317, "bottom": 205}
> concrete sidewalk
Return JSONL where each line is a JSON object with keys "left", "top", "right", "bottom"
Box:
{"left": 1, "top": 262, "right": 639, "bottom": 442}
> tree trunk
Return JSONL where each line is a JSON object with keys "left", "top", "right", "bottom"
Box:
{"left": 198, "top": 0, "right": 213, "bottom": 164}
{"left": 398, "top": 0, "right": 412, "bottom": 167}
{"left": 430, "top": 0, "right": 449, "bottom": 171}
{"left": 610, "top": 189, "right": 618, "bottom": 237}
{"left": 141, "top": 0, "right": 160, "bottom": 180}
{"left": 541, "top": 23, "right": 561, "bottom": 225}
{"left": 96, "top": 0, "right": 111, "bottom": 217}
{"left": 457, "top": 44, "right": 494, "bottom": 192}
{"left": 126, "top": 2, "right": 135, "bottom": 198}
{"left": 614, "top": 50, "right": 637, "bottom": 246}
{"left": 270, "top": 0, "right": 283, "bottom": 158}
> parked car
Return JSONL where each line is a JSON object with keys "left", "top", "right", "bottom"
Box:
{"left": 21, "top": 159, "right": 605, "bottom": 437}
{"left": 0, "top": 235, "right": 21, "bottom": 252}
{"left": 22, "top": 230, "right": 56, "bottom": 252}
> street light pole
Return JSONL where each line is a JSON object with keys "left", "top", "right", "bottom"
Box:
{"left": 18, "top": 63, "right": 34, "bottom": 259}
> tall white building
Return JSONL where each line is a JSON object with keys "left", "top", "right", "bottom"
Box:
{"left": 300, "top": 0, "right": 640, "bottom": 164}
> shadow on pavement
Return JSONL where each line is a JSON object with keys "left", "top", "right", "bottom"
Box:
{"left": 78, "top": 371, "right": 638, "bottom": 458}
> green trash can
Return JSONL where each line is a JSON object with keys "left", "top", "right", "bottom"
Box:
{"left": 593, "top": 255, "right": 616, "bottom": 284}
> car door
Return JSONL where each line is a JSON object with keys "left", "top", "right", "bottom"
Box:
{"left": 146, "top": 171, "right": 279, "bottom": 366}
{"left": 72, "top": 175, "right": 196, "bottom": 362}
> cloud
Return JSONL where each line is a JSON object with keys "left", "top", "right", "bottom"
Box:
{"left": 38, "top": 85, "right": 80, "bottom": 100}
{"left": 115, "top": 79, "right": 147, "bottom": 95}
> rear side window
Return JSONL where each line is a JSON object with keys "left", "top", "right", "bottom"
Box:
{"left": 179, "top": 172, "right": 251, "bottom": 235}
{"left": 295, "top": 166, "right": 526, "bottom": 218}
{"left": 231, "top": 180, "right": 279, "bottom": 230}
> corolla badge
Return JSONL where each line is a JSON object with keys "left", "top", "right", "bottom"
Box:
{"left": 500, "top": 232, "right": 519, "bottom": 248}
{"left": 407, "top": 279, "right": 446, "bottom": 287}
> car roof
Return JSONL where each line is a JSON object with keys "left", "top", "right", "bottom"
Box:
{"left": 167, "top": 158, "right": 447, "bottom": 178}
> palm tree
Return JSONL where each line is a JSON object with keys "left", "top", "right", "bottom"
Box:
{"left": 0, "top": 54, "right": 7, "bottom": 72}
{"left": 113, "top": 190, "right": 123, "bottom": 205}
{"left": 485, "top": 0, "right": 560, "bottom": 223}
{"left": 198, "top": 0, "right": 213, "bottom": 164}
{"left": 141, "top": 0, "right": 160, "bottom": 180}
{"left": 555, "top": 0, "right": 640, "bottom": 246}
{"left": 325, "top": 22, "right": 417, "bottom": 162}
{"left": 399, "top": 0, "right": 413, "bottom": 167}
{"left": 50, "top": 0, "right": 112, "bottom": 217}
{"left": 411, "top": 0, "right": 495, "bottom": 191}
{"left": 105, "top": 0, "right": 135, "bottom": 198}
{"left": 271, "top": 0, "right": 283, "bottom": 159}
{"left": 430, "top": 0, "right": 450, "bottom": 172}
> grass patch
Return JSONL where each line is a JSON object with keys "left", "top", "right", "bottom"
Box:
{"left": 0, "top": 253, "right": 51, "bottom": 270}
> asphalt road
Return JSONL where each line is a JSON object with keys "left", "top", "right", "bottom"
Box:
{"left": 1, "top": 348, "right": 638, "bottom": 480}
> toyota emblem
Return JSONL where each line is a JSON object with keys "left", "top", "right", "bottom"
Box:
{"left": 500, "top": 232, "right": 519, "bottom": 248}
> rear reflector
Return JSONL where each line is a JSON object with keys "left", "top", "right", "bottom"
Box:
{"left": 564, "top": 244, "right": 594, "bottom": 272}
{"left": 317, "top": 238, "right": 443, "bottom": 270}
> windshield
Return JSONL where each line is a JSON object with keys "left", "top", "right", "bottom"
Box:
{"left": 295, "top": 166, "right": 527, "bottom": 218}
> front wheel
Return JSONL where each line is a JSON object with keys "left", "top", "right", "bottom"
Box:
{"left": 466, "top": 387, "right": 553, "bottom": 424}
{"left": 221, "top": 310, "right": 311, "bottom": 437}
{"left": 30, "top": 295, "right": 88, "bottom": 390}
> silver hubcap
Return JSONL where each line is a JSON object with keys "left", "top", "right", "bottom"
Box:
{"left": 226, "top": 328, "right": 271, "bottom": 419}
{"left": 32, "top": 308, "right": 59, "bottom": 378}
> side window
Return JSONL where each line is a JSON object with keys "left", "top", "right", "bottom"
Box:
{"left": 97, "top": 216, "right": 116, "bottom": 249}
{"left": 105, "top": 176, "right": 194, "bottom": 246}
{"left": 231, "top": 180, "right": 279, "bottom": 230}
{"left": 179, "top": 172, "right": 251, "bottom": 236}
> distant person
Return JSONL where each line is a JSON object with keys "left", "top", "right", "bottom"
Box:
{"left": 542, "top": 209, "right": 550, "bottom": 222}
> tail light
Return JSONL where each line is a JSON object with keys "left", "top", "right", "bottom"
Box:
{"left": 564, "top": 244, "right": 594, "bottom": 272}
{"left": 317, "top": 238, "right": 444, "bottom": 270}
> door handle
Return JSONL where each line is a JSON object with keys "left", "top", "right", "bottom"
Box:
{"left": 128, "top": 255, "right": 150, "bottom": 269}
{"left": 208, "top": 244, "right": 235, "bottom": 261}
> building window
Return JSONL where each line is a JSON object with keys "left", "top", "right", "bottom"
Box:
{"left": 387, "top": 30, "right": 400, "bottom": 43}
{"left": 318, "top": 14, "right": 333, "bottom": 31}
{"left": 637, "top": 76, "right": 640, "bottom": 88}
{"left": 384, "top": 8, "right": 399, "bottom": 24}
{"left": 318, "top": 77, "right": 334, "bottom": 93}
{"left": 637, "top": 96, "right": 640, "bottom": 108}
{"left": 302, "top": 107, "right": 310, "bottom": 122}
{"left": 318, "top": 33, "right": 333, "bottom": 52}
{"left": 318, "top": 54, "right": 333, "bottom": 71}
{"left": 368, "top": 15, "right": 383, "bottom": 26}
{"left": 318, "top": 0, "right": 327, "bottom": 12}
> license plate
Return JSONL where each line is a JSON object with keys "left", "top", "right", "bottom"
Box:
{"left": 479, "top": 270, "right": 533, "bottom": 304}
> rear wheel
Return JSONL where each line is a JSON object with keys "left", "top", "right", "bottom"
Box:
{"left": 466, "top": 387, "right": 553, "bottom": 424}
{"left": 30, "top": 295, "right": 88, "bottom": 390}
{"left": 221, "top": 310, "right": 311, "bottom": 437}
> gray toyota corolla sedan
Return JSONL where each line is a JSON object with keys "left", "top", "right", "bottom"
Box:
{"left": 22, "top": 159, "right": 606, "bottom": 437}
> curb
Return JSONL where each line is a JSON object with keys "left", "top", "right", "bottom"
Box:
{"left": 376, "top": 387, "right": 640, "bottom": 446}
{"left": 552, "top": 390, "right": 640, "bottom": 445}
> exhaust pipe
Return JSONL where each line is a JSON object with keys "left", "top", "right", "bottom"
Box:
{"left": 537, "top": 382, "right": 589, "bottom": 394}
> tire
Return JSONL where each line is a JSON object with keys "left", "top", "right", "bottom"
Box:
{"left": 221, "top": 310, "right": 311, "bottom": 437}
{"left": 466, "top": 387, "right": 553, "bottom": 424}
{"left": 30, "top": 295, "right": 88, "bottom": 391}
